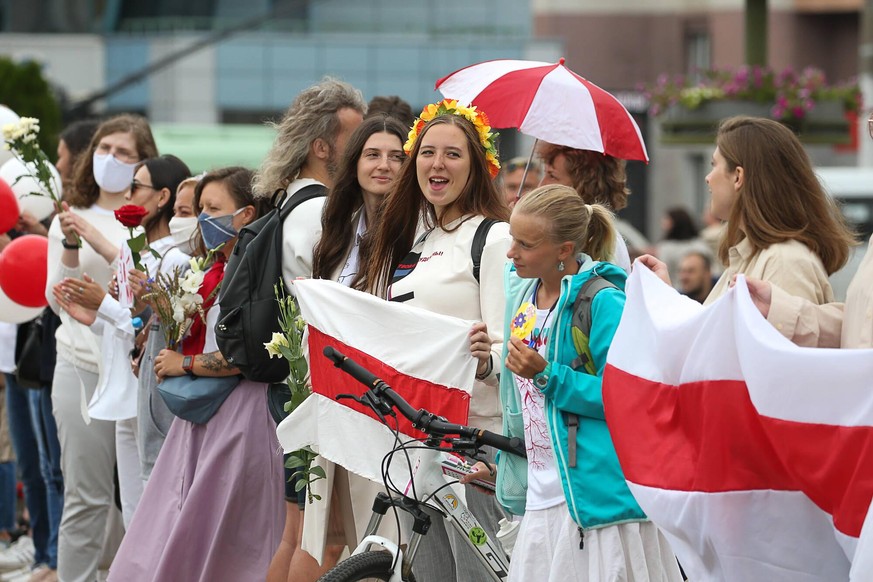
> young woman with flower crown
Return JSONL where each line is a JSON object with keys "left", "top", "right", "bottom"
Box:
{"left": 361, "top": 100, "right": 511, "bottom": 582}
{"left": 44, "top": 114, "right": 158, "bottom": 582}
{"left": 460, "top": 184, "right": 683, "bottom": 581}
{"left": 104, "top": 167, "right": 285, "bottom": 582}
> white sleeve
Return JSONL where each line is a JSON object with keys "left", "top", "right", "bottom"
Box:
{"left": 45, "top": 216, "right": 81, "bottom": 315}
{"left": 281, "top": 196, "right": 326, "bottom": 287}
{"left": 93, "top": 295, "right": 134, "bottom": 338}
{"left": 477, "top": 222, "right": 511, "bottom": 384}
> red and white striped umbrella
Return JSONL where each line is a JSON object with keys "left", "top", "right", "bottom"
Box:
{"left": 436, "top": 58, "right": 648, "bottom": 162}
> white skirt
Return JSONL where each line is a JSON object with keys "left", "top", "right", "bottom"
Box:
{"left": 509, "top": 502, "right": 683, "bottom": 582}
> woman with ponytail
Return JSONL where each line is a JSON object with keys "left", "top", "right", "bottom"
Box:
{"left": 464, "top": 184, "right": 682, "bottom": 581}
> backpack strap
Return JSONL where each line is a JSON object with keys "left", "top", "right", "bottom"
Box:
{"left": 279, "top": 184, "right": 327, "bottom": 222}
{"left": 568, "top": 275, "right": 619, "bottom": 372}
{"left": 471, "top": 218, "right": 499, "bottom": 283}
{"left": 566, "top": 274, "right": 618, "bottom": 468}
{"left": 270, "top": 188, "right": 287, "bottom": 209}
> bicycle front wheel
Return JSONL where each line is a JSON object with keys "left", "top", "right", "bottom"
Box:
{"left": 318, "top": 551, "right": 417, "bottom": 582}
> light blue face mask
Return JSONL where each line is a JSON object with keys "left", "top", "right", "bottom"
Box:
{"left": 197, "top": 208, "right": 244, "bottom": 250}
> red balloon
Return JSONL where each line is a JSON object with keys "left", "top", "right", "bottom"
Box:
{"left": 0, "top": 178, "right": 18, "bottom": 234}
{"left": 0, "top": 235, "right": 48, "bottom": 308}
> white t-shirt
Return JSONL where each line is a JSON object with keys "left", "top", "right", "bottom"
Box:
{"left": 386, "top": 215, "right": 510, "bottom": 432}
{"left": 511, "top": 285, "right": 565, "bottom": 510}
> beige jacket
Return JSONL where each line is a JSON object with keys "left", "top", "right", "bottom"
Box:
{"left": 768, "top": 235, "right": 873, "bottom": 349}
{"left": 706, "top": 238, "right": 834, "bottom": 312}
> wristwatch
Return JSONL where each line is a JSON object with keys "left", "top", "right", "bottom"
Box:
{"left": 182, "top": 355, "right": 195, "bottom": 376}
{"left": 533, "top": 367, "right": 549, "bottom": 390}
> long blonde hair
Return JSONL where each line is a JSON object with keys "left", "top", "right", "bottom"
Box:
{"left": 514, "top": 184, "right": 616, "bottom": 261}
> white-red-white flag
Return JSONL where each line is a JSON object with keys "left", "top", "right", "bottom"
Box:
{"left": 276, "top": 279, "right": 477, "bottom": 485}
{"left": 603, "top": 266, "right": 873, "bottom": 582}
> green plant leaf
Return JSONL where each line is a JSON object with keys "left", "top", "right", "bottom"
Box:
{"left": 285, "top": 455, "right": 307, "bottom": 468}
{"left": 127, "top": 233, "right": 147, "bottom": 254}
{"left": 308, "top": 465, "right": 326, "bottom": 479}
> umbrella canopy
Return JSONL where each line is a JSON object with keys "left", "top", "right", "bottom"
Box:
{"left": 436, "top": 58, "right": 648, "bottom": 162}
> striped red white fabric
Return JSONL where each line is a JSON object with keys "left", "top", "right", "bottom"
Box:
{"left": 602, "top": 266, "right": 873, "bottom": 582}
{"left": 276, "top": 279, "right": 476, "bottom": 485}
{"left": 436, "top": 58, "right": 648, "bottom": 162}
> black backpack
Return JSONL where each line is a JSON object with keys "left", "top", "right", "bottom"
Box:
{"left": 215, "top": 184, "right": 327, "bottom": 383}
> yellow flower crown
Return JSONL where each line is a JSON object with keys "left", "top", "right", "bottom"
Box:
{"left": 404, "top": 99, "right": 501, "bottom": 178}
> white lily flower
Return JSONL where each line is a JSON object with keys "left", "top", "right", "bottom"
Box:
{"left": 264, "top": 332, "right": 290, "bottom": 358}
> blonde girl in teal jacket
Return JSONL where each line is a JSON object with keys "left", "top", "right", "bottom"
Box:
{"left": 489, "top": 185, "right": 681, "bottom": 581}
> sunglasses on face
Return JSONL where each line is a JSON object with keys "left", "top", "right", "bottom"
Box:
{"left": 130, "top": 180, "right": 158, "bottom": 194}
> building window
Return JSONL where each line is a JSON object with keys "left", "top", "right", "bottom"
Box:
{"left": 686, "top": 31, "right": 711, "bottom": 81}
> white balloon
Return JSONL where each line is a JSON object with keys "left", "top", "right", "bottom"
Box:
{"left": 0, "top": 158, "right": 61, "bottom": 221}
{"left": 0, "top": 106, "right": 20, "bottom": 167}
{"left": 0, "top": 285, "right": 43, "bottom": 324}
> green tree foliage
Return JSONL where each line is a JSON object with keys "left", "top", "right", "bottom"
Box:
{"left": 0, "top": 57, "right": 62, "bottom": 162}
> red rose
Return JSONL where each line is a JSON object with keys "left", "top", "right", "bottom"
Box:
{"left": 114, "top": 205, "right": 148, "bottom": 228}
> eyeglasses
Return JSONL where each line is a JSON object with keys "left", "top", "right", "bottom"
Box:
{"left": 130, "top": 181, "right": 157, "bottom": 194}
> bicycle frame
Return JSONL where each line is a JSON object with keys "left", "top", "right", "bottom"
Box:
{"left": 353, "top": 446, "right": 510, "bottom": 581}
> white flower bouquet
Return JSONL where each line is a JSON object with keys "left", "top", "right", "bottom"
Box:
{"left": 2, "top": 116, "right": 78, "bottom": 244}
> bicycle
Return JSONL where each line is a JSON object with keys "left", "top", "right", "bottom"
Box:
{"left": 317, "top": 346, "right": 526, "bottom": 582}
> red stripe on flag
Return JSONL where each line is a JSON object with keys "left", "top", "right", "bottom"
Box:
{"left": 463, "top": 65, "right": 557, "bottom": 129}
{"left": 307, "top": 326, "right": 471, "bottom": 438}
{"left": 566, "top": 70, "right": 646, "bottom": 162}
{"left": 603, "top": 364, "right": 873, "bottom": 537}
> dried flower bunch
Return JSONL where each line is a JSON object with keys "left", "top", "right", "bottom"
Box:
{"left": 142, "top": 251, "right": 220, "bottom": 350}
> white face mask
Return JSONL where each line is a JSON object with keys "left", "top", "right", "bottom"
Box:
{"left": 92, "top": 153, "right": 137, "bottom": 193}
{"left": 168, "top": 216, "right": 199, "bottom": 255}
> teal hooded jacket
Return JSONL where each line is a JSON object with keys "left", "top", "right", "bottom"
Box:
{"left": 495, "top": 258, "right": 648, "bottom": 531}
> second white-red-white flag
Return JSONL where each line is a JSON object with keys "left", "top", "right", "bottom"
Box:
{"left": 603, "top": 266, "right": 873, "bottom": 582}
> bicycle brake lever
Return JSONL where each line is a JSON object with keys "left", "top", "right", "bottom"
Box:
{"left": 336, "top": 393, "right": 363, "bottom": 403}
{"left": 465, "top": 448, "right": 495, "bottom": 475}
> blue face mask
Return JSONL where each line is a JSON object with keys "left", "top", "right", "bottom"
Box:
{"left": 198, "top": 208, "right": 244, "bottom": 250}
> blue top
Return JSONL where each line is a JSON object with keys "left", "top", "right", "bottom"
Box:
{"left": 495, "top": 257, "right": 648, "bottom": 530}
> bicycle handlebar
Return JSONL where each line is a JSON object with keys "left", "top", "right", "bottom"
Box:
{"left": 324, "top": 346, "right": 526, "bottom": 458}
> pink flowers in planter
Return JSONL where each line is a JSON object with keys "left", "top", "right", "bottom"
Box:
{"left": 643, "top": 65, "right": 860, "bottom": 123}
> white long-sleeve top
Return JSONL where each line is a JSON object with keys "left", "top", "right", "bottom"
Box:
{"left": 281, "top": 178, "right": 327, "bottom": 286}
{"left": 387, "top": 215, "right": 511, "bottom": 433}
{"left": 45, "top": 205, "right": 130, "bottom": 372}
{"left": 87, "top": 236, "right": 190, "bottom": 420}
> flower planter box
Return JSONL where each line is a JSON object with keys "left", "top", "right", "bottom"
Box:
{"left": 659, "top": 99, "right": 850, "bottom": 145}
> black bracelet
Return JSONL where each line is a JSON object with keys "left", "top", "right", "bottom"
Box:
{"left": 475, "top": 354, "right": 493, "bottom": 380}
{"left": 61, "top": 239, "right": 80, "bottom": 250}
